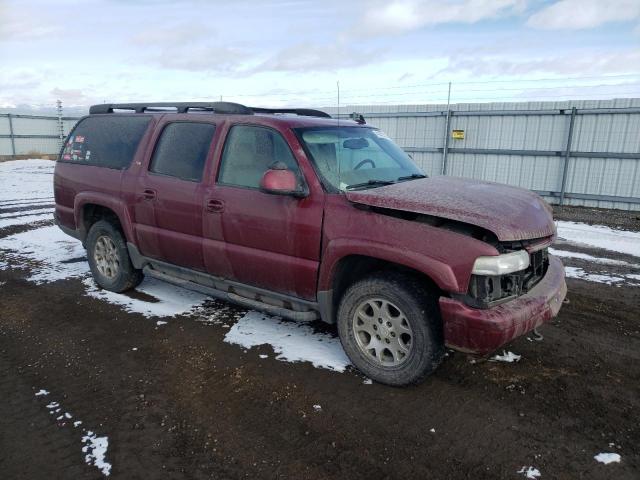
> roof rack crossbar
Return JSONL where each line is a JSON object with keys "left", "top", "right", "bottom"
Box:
{"left": 251, "top": 107, "right": 331, "bottom": 118}
{"left": 89, "top": 102, "right": 253, "bottom": 115}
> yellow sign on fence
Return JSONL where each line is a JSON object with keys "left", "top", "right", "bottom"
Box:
{"left": 452, "top": 129, "right": 465, "bottom": 140}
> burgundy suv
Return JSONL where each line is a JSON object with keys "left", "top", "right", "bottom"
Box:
{"left": 54, "top": 102, "right": 567, "bottom": 386}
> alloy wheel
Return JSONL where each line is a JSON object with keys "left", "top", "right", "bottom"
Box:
{"left": 352, "top": 298, "right": 413, "bottom": 366}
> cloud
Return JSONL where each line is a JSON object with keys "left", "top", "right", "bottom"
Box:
{"left": 527, "top": 0, "right": 640, "bottom": 30}
{"left": 0, "top": 5, "right": 59, "bottom": 40}
{"left": 0, "top": 70, "right": 42, "bottom": 91}
{"left": 250, "top": 41, "right": 385, "bottom": 73}
{"left": 436, "top": 48, "right": 640, "bottom": 78}
{"left": 127, "top": 22, "right": 251, "bottom": 73}
{"left": 153, "top": 45, "right": 249, "bottom": 72}
{"left": 50, "top": 88, "right": 90, "bottom": 105}
{"left": 352, "top": 0, "right": 527, "bottom": 37}
{"left": 129, "top": 23, "right": 216, "bottom": 47}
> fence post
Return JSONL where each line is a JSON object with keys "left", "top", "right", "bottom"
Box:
{"left": 56, "top": 99, "right": 64, "bottom": 150}
{"left": 559, "top": 106, "right": 577, "bottom": 206}
{"left": 7, "top": 114, "right": 17, "bottom": 158}
{"left": 441, "top": 111, "right": 451, "bottom": 175}
{"left": 441, "top": 81, "right": 452, "bottom": 175}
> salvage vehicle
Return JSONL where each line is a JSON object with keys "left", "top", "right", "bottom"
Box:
{"left": 54, "top": 102, "right": 567, "bottom": 386}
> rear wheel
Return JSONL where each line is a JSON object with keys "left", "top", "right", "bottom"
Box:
{"left": 86, "top": 219, "right": 143, "bottom": 292}
{"left": 337, "top": 272, "right": 444, "bottom": 386}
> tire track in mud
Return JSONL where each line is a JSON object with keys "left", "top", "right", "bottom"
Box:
{"left": 0, "top": 347, "right": 96, "bottom": 479}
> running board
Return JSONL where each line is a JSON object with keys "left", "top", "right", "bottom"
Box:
{"left": 143, "top": 266, "right": 319, "bottom": 322}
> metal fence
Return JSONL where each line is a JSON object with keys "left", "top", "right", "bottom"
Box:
{"left": 0, "top": 113, "right": 79, "bottom": 158}
{"left": 2, "top": 97, "right": 639, "bottom": 210}
{"left": 328, "top": 98, "right": 640, "bottom": 211}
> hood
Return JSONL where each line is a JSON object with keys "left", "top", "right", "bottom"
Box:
{"left": 346, "top": 176, "right": 555, "bottom": 242}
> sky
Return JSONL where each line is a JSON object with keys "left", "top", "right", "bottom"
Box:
{"left": 0, "top": 0, "right": 639, "bottom": 113}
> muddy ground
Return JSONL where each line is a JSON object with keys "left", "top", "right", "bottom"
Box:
{"left": 1, "top": 206, "right": 639, "bottom": 478}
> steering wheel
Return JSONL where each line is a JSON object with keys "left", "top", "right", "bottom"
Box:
{"left": 354, "top": 158, "right": 376, "bottom": 170}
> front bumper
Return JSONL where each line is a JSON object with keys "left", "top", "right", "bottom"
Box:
{"left": 440, "top": 255, "right": 566, "bottom": 355}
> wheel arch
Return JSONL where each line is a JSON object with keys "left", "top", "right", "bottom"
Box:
{"left": 317, "top": 251, "right": 449, "bottom": 324}
{"left": 74, "top": 193, "right": 134, "bottom": 244}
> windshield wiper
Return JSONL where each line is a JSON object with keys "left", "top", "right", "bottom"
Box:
{"left": 396, "top": 173, "right": 427, "bottom": 182}
{"left": 345, "top": 179, "right": 396, "bottom": 190}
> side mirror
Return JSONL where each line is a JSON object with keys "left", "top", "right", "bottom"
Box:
{"left": 260, "top": 168, "right": 307, "bottom": 198}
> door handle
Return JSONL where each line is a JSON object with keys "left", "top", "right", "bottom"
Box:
{"left": 142, "top": 189, "right": 156, "bottom": 200}
{"left": 206, "top": 199, "right": 224, "bottom": 213}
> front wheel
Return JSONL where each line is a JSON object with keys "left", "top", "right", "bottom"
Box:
{"left": 337, "top": 272, "right": 444, "bottom": 386}
{"left": 86, "top": 219, "right": 143, "bottom": 292}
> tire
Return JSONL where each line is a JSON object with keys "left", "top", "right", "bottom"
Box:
{"left": 337, "top": 272, "right": 444, "bottom": 387}
{"left": 86, "top": 219, "right": 143, "bottom": 293}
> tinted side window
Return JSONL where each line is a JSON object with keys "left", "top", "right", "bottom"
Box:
{"left": 218, "top": 125, "right": 299, "bottom": 188}
{"left": 149, "top": 122, "right": 215, "bottom": 182}
{"left": 61, "top": 115, "right": 151, "bottom": 169}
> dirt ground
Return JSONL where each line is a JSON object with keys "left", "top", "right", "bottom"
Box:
{"left": 1, "top": 204, "right": 639, "bottom": 479}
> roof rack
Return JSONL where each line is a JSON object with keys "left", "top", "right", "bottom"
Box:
{"left": 251, "top": 107, "right": 331, "bottom": 119}
{"left": 89, "top": 102, "right": 252, "bottom": 115}
{"left": 88, "top": 102, "right": 332, "bottom": 119}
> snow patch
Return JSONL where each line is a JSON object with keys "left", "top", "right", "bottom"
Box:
{"left": 490, "top": 351, "right": 521, "bottom": 363}
{"left": 82, "top": 431, "right": 112, "bottom": 476}
{"left": 556, "top": 221, "right": 640, "bottom": 258}
{"left": 0, "top": 198, "right": 53, "bottom": 208}
{"left": 517, "top": 466, "right": 541, "bottom": 479}
{"left": 564, "top": 266, "right": 625, "bottom": 285}
{"left": 0, "top": 212, "right": 53, "bottom": 229}
{"left": 0, "top": 207, "right": 53, "bottom": 218}
{"left": 35, "top": 389, "right": 111, "bottom": 477}
{"left": 224, "top": 311, "right": 351, "bottom": 372}
{"left": 549, "top": 248, "right": 636, "bottom": 267}
{"left": 0, "top": 160, "right": 54, "bottom": 202}
{"left": 594, "top": 452, "right": 621, "bottom": 464}
{"left": 83, "top": 276, "right": 207, "bottom": 318}
{"left": 0, "top": 225, "right": 88, "bottom": 283}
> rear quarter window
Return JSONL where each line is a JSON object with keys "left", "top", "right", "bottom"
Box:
{"left": 61, "top": 115, "right": 151, "bottom": 169}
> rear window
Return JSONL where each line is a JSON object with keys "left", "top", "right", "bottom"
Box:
{"left": 61, "top": 115, "right": 151, "bottom": 169}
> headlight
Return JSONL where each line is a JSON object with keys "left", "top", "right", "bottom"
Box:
{"left": 472, "top": 250, "right": 529, "bottom": 276}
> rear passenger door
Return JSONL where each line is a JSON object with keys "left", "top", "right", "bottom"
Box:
{"left": 133, "top": 121, "right": 216, "bottom": 271}
{"left": 203, "top": 124, "right": 324, "bottom": 300}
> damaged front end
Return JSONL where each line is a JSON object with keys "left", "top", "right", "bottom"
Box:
{"left": 461, "top": 239, "right": 551, "bottom": 308}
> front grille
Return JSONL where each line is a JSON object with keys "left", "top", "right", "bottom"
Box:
{"left": 466, "top": 248, "right": 549, "bottom": 308}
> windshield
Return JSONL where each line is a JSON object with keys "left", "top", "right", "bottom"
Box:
{"left": 296, "top": 127, "right": 425, "bottom": 191}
